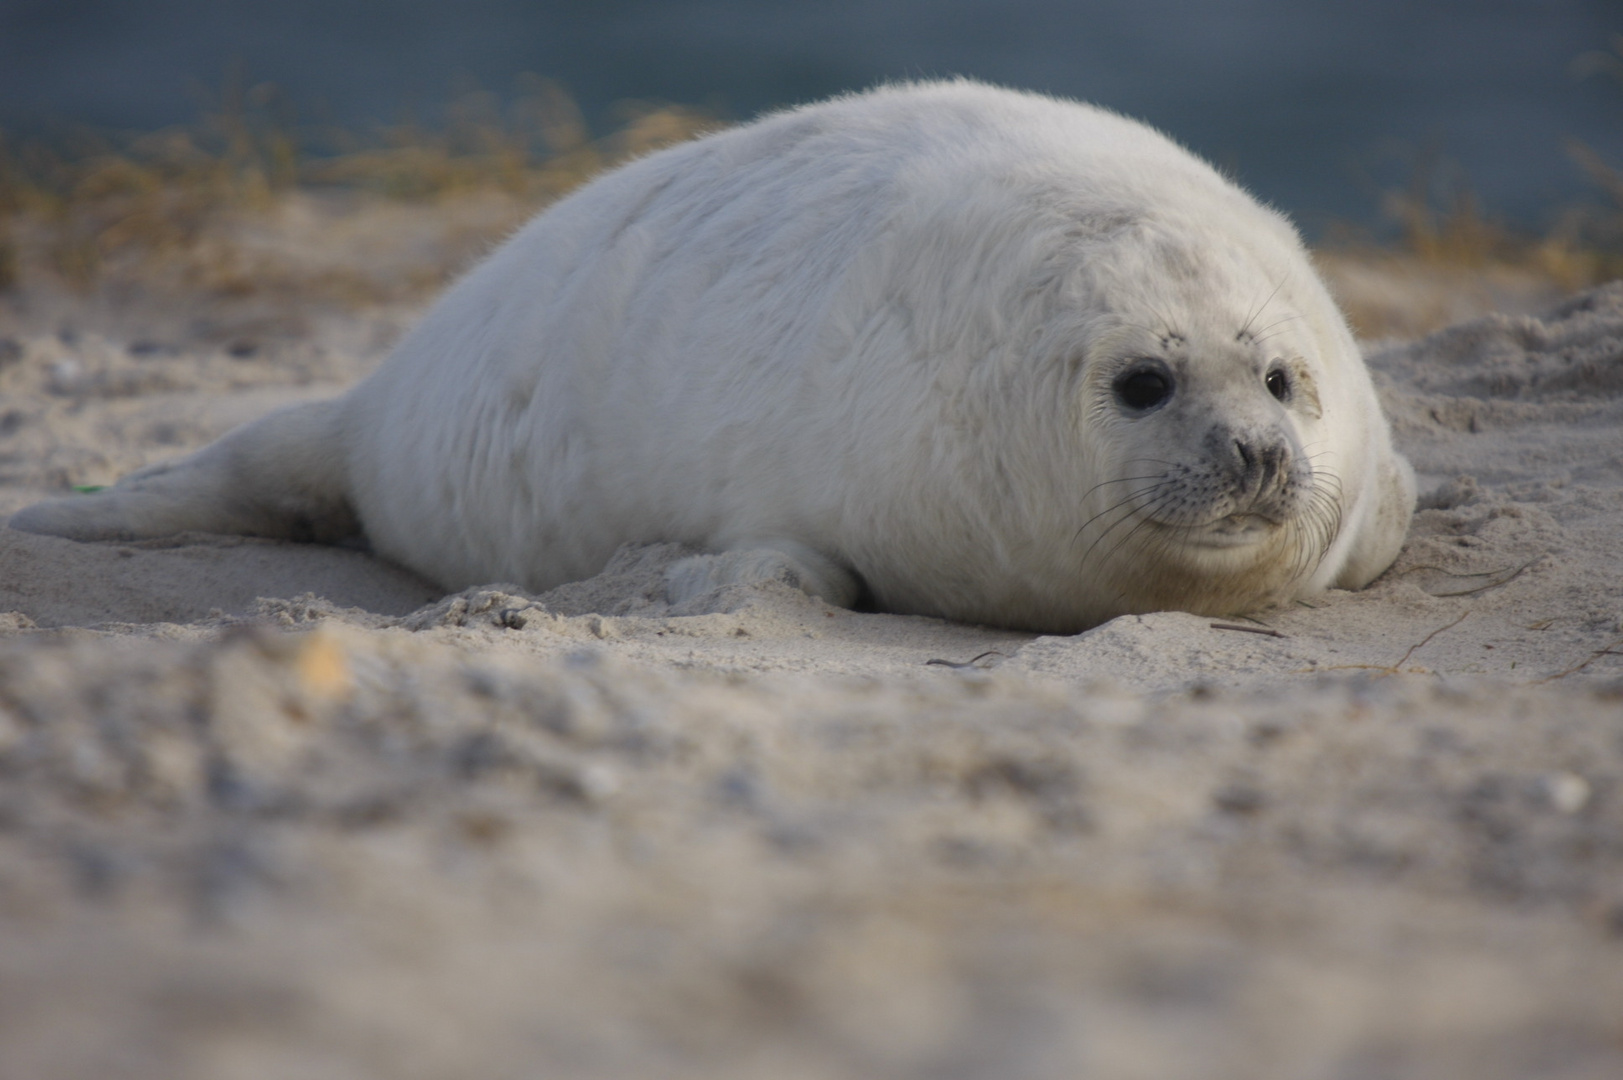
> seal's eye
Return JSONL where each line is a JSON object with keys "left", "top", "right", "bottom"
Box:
{"left": 1265, "top": 367, "right": 1289, "bottom": 402}
{"left": 1113, "top": 365, "right": 1174, "bottom": 412}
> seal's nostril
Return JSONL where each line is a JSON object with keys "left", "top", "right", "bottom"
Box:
{"left": 1234, "top": 439, "right": 1291, "bottom": 489}
{"left": 1256, "top": 444, "right": 1289, "bottom": 487}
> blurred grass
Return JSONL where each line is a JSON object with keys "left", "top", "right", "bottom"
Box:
{"left": 1, "top": 70, "right": 1620, "bottom": 340}
{"left": 0, "top": 75, "right": 716, "bottom": 307}
{"left": 1315, "top": 146, "right": 1623, "bottom": 339}
{"left": 1317, "top": 34, "right": 1623, "bottom": 339}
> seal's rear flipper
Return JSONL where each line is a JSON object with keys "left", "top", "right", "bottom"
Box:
{"left": 9, "top": 400, "right": 360, "bottom": 544}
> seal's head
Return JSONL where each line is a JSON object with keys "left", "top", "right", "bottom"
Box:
{"left": 1065, "top": 219, "right": 1363, "bottom": 622}
{"left": 834, "top": 112, "right": 1411, "bottom": 634}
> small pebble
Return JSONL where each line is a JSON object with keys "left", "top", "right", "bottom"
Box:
{"left": 1542, "top": 772, "right": 1589, "bottom": 815}
{"left": 1213, "top": 784, "right": 1267, "bottom": 816}
{"left": 48, "top": 358, "right": 84, "bottom": 394}
{"left": 578, "top": 763, "right": 620, "bottom": 802}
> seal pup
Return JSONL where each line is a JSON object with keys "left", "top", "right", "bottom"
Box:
{"left": 12, "top": 80, "right": 1414, "bottom": 633}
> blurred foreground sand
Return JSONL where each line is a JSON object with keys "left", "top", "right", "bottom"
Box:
{"left": 0, "top": 194, "right": 1619, "bottom": 1078}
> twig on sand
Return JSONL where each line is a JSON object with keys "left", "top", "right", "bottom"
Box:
{"left": 925, "top": 650, "right": 1006, "bottom": 669}
{"left": 1315, "top": 610, "right": 1473, "bottom": 677}
{"left": 1210, "top": 622, "right": 1287, "bottom": 639}
{"left": 1390, "top": 611, "right": 1470, "bottom": 672}
{"left": 1401, "top": 553, "right": 1542, "bottom": 598}
{"left": 1534, "top": 634, "right": 1623, "bottom": 684}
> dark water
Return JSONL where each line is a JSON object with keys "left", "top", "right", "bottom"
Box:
{"left": 2, "top": 0, "right": 1620, "bottom": 235}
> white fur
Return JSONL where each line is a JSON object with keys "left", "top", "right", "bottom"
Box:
{"left": 12, "top": 80, "right": 1413, "bottom": 633}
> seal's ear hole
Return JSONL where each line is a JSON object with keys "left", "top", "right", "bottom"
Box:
{"left": 1265, "top": 367, "right": 1290, "bottom": 402}
{"left": 1113, "top": 362, "right": 1174, "bottom": 413}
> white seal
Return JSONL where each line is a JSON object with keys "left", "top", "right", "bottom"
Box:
{"left": 12, "top": 80, "right": 1414, "bottom": 633}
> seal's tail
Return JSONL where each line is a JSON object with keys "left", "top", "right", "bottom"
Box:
{"left": 9, "top": 399, "right": 361, "bottom": 544}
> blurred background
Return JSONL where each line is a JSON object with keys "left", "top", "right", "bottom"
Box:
{"left": 1, "top": 0, "right": 1620, "bottom": 338}
{"left": 3, "top": 0, "right": 1620, "bottom": 234}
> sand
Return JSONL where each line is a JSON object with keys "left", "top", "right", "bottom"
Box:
{"left": 0, "top": 265, "right": 1619, "bottom": 1079}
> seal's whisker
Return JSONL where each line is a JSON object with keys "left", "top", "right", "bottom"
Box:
{"left": 1075, "top": 484, "right": 1162, "bottom": 553}
{"left": 1090, "top": 486, "right": 1186, "bottom": 574}
{"left": 1078, "top": 473, "right": 1167, "bottom": 503}
{"left": 1249, "top": 314, "right": 1305, "bottom": 346}
{"left": 1238, "top": 278, "right": 1287, "bottom": 340}
{"left": 1076, "top": 483, "right": 1179, "bottom": 568}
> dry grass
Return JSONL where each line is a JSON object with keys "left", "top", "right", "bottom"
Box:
{"left": 2, "top": 73, "right": 1621, "bottom": 342}
{"left": 1316, "top": 157, "right": 1623, "bottom": 339}
{"left": 0, "top": 77, "right": 717, "bottom": 310}
{"left": 1320, "top": 36, "right": 1623, "bottom": 340}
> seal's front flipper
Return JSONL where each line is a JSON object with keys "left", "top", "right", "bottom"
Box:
{"left": 9, "top": 399, "right": 360, "bottom": 544}
{"left": 1333, "top": 450, "right": 1416, "bottom": 590}
{"left": 665, "top": 540, "right": 862, "bottom": 609}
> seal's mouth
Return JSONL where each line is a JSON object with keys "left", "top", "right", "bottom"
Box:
{"left": 1181, "top": 513, "right": 1281, "bottom": 548}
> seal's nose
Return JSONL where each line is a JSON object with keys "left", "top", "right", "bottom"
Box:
{"left": 1233, "top": 436, "right": 1289, "bottom": 497}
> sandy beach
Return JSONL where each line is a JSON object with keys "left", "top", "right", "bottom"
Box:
{"left": 0, "top": 193, "right": 1619, "bottom": 1078}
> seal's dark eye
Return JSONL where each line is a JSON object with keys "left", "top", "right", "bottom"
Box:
{"left": 1265, "top": 368, "right": 1289, "bottom": 401}
{"left": 1113, "top": 366, "right": 1173, "bottom": 412}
